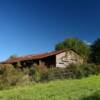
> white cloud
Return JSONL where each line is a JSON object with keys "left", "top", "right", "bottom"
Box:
{"left": 84, "top": 40, "right": 91, "bottom": 45}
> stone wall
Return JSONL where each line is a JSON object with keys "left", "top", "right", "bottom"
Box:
{"left": 56, "top": 50, "right": 84, "bottom": 68}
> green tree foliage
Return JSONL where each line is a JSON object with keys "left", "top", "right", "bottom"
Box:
{"left": 90, "top": 38, "right": 100, "bottom": 64}
{"left": 8, "top": 54, "right": 18, "bottom": 60}
{"left": 55, "top": 38, "right": 90, "bottom": 60}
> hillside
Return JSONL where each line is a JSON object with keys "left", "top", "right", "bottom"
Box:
{"left": 0, "top": 75, "right": 100, "bottom": 100}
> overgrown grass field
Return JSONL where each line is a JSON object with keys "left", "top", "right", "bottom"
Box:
{"left": 0, "top": 75, "right": 100, "bottom": 100}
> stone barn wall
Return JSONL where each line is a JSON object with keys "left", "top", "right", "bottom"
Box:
{"left": 56, "top": 50, "right": 84, "bottom": 68}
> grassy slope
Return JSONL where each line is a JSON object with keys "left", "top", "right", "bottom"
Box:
{"left": 0, "top": 75, "right": 100, "bottom": 100}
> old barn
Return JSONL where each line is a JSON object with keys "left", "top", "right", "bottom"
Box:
{"left": 1, "top": 49, "right": 83, "bottom": 68}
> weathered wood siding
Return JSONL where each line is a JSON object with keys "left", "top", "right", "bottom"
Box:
{"left": 56, "top": 50, "right": 83, "bottom": 68}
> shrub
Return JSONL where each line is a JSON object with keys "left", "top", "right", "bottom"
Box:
{"left": 47, "top": 64, "right": 100, "bottom": 80}
{"left": 0, "top": 64, "right": 29, "bottom": 89}
{"left": 0, "top": 62, "right": 99, "bottom": 89}
{"left": 65, "top": 63, "right": 99, "bottom": 78}
{"left": 48, "top": 67, "right": 68, "bottom": 80}
{"left": 0, "top": 64, "right": 5, "bottom": 75}
{"left": 29, "top": 62, "right": 48, "bottom": 82}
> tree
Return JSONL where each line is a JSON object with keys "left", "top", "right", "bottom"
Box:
{"left": 90, "top": 38, "right": 100, "bottom": 64}
{"left": 55, "top": 43, "right": 65, "bottom": 50}
{"left": 55, "top": 38, "right": 90, "bottom": 60}
{"left": 8, "top": 55, "right": 18, "bottom": 60}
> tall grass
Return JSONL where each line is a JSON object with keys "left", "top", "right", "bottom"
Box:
{"left": 0, "top": 75, "right": 100, "bottom": 100}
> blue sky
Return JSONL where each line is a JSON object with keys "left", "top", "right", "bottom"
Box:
{"left": 0, "top": 0, "right": 100, "bottom": 61}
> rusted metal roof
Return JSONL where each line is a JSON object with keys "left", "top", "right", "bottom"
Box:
{"left": 1, "top": 50, "right": 66, "bottom": 64}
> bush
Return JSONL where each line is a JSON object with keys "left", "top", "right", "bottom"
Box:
{"left": 65, "top": 63, "right": 99, "bottom": 78}
{"left": 48, "top": 67, "right": 68, "bottom": 80}
{"left": 0, "top": 62, "right": 99, "bottom": 89}
{"left": 29, "top": 63, "right": 48, "bottom": 82}
{"left": 0, "top": 64, "right": 30, "bottom": 89}
{"left": 47, "top": 64, "right": 100, "bottom": 80}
